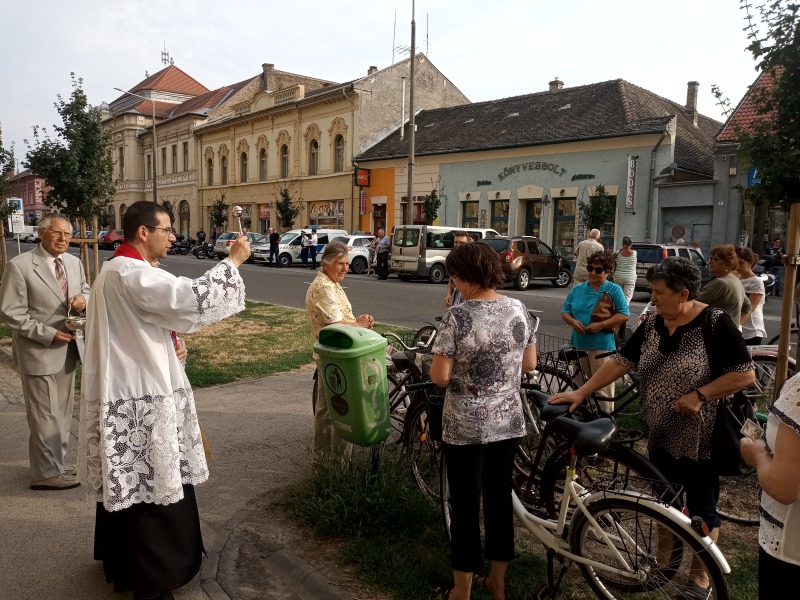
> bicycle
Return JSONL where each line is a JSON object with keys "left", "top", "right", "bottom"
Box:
{"left": 441, "top": 405, "right": 731, "bottom": 599}
{"left": 382, "top": 331, "right": 444, "bottom": 503}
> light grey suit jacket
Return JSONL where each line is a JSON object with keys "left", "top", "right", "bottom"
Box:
{"left": 0, "top": 244, "right": 91, "bottom": 376}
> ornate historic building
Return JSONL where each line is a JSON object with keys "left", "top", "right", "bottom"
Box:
{"left": 193, "top": 55, "right": 468, "bottom": 234}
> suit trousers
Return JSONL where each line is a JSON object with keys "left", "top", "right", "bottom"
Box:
{"left": 20, "top": 344, "right": 78, "bottom": 481}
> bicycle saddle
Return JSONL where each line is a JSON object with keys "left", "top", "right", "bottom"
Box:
{"left": 526, "top": 389, "right": 571, "bottom": 421}
{"left": 390, "top": 351, "right": 412, "bottom": 371}
{"left": 550, "top": 416, "right": 618, "bottom": 456}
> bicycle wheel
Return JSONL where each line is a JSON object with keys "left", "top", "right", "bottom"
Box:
{"left": 404, "top": 400, "right": 443, "bottom": 503}
{"left": 386, "top": 372, "right": 411, "bottom": 444}
{"left": 745, "top": 354, "right": 796, "bottom": 414}
{"left": 539, "top": 443, "right": 675, "bottom": 519}
{"left": 440, "top": 452, "right": 452, "bottom": 538}
{"left": 413, "top": 325, "right": 437, "bottom": 348}
{"left": 570, "top": 496, "right": 729, "bottom": 599}
{"left": 717, "top": 470, "right": 760, "bottom": 526}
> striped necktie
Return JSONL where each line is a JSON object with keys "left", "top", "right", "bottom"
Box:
{"left": 55, "top": 257, "right": 68, "bottom": 299}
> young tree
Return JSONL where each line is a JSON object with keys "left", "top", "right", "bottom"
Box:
{"left": 209, "top": 194, "right": 228, "bottom": 235}
{"left": 423, "top": 188, "right": 441, "bottom": 225}
{"left": 578, "top": 184, "right": 616, "bottom": 231}
{"left": 25, "top": 74, "right": 115, "bottom": 225}
{"left": 0, "top": 124, "right": 17, "bottom": 266}
{"left": 161, "top": 200, "right": 175, "bottom": 223}
{"left": 274, "top": 185, "right": 301, "bottom": 230}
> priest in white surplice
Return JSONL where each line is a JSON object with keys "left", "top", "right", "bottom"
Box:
{"left": 79, "top": 201, "right": 250, "bottom": 600}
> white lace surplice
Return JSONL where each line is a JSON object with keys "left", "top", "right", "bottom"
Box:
{"left": 78, "top": 258, "right": 245, "bottom": 512}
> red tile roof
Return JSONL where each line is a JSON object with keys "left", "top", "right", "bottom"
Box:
{"left": 169, "top": 78, "right": 254, "bottom": 118}
{"left": 716, "top": 69, "right": 780, "bottom": 143}
{"left": 123, "top": 99, "right": 182, "bottom": 119}
{"left": 127, "top": 65, "right": 209, "bottom": 97}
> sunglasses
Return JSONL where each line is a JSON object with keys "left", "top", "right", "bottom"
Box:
{"left": 589, "top": 266, "right": 607, "bottom": 274}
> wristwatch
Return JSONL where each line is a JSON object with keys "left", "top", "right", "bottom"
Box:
{"left": 695, "top": 389, "right": 708, "bottom": 403}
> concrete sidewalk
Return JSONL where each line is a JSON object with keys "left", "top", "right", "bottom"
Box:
{"left": 0, "top": 348, "right": 355, "bottom": 600}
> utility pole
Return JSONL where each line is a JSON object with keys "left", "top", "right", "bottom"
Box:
{"left": 405, "top": 0, "right": 416, "bottom": 225}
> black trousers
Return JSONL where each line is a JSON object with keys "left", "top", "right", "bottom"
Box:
{"left": 269, "top": 244, "right": 280, "bottom": 266}
{"left": 759, "top": 547, "right": 800, "bottom": 599}
{"left": 309, "top": 246, "right": 317, "bottom": 268}
{"left": 94, "top": 484, "right": 204, "bottom": 599}
{"left": 444, "top": 437, "right": 520, "bottom": 573}
{"left": 376, "top": 252, "right": 389, "bottom": 279}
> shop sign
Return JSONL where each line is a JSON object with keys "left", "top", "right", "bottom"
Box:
{"left": 625, "top": 155, "right": 638, "bottom": 212}
{"left": 497, "top": 161, "right": 567, "bottom": 181}
{"left": 353, "top": 168, "right": 370, "bottom": 187}
{"left": 259, "top": 204, "right": 270, "bottom": 219}
{"left": 360, "top": 190, "right": 367, "bottom": 214}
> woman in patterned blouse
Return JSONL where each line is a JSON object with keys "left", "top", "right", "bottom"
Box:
{"left": 550, "top": 257, "right": 754, "bottom": 597}
{"left": 430, "top": 242, "right": 537, "bottom": 600}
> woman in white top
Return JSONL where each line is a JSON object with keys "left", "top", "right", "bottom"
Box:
{"left": 611, "top": 236, "right": 637, "bottom": 304}
{"left": 736, "top": 245, "right": 767, "bottom": 345}
{"left": 741, "top": 371, "right": 800, "bottom": 599}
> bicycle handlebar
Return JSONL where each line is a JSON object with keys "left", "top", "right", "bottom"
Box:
{"left": 382, "top": 332, "right": 431, "bottom": 353}
{"left": 404, "top": 381, "right": 437, "bottom": 391}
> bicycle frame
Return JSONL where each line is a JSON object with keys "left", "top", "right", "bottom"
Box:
{"left": 510, "top": 452, "right": 731, "bottom": 581}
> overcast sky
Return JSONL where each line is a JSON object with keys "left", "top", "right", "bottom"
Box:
{"left": 1, "top": 0, "right": 761, "bottom": 165}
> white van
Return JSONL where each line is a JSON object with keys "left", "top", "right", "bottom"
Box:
{"left": 253, "top": 228, "right": 347, "bottom": 267}
{"left": 391, "top": 225, "right": 501, "bottom": 283}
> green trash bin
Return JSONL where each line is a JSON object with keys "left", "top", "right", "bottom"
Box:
{"left": 314, "top": 324, "right": 390, "bottom": 446}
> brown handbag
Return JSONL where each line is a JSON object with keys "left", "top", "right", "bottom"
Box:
{"left": 590, "top": 292, "right": 620, "bottom": 333}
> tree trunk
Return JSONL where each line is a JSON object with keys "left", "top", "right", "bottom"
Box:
{"left": 774, "top": 202, "right": 800, "bottom": 396}
{"left": 91, "top": 215, "right": 99, "bottom": 285}
{"left": 0, "top": 222, "right": 7, "bottom": 268}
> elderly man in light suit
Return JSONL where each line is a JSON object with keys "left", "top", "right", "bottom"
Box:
{"left": 0, "top": 214, "right": 90, "bottom": 490}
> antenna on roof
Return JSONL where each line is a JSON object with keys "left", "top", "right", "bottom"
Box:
{"left": 161, "top": 41, "right": 174, "bottom": 66}
{"left": 392, "top": 11, "right": 396, "bottom": 65}
{"left": 426, "top": 13, "right": 429, "bottom": 56}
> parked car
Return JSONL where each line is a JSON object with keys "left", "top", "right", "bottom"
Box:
{"left": 98, "top": 229, "right": 125, "bottom": 250}
{"left": 330, "top": 234, "right": 375, "bottom": 274}
{"left": 481, "top": 236, "right": 573, "bottom": 290}
{"left": 630, "top": 243, "right": 710, "bottom": 292}
{"left": 69, "top": 230, "right": 93, "bottom": 246}
{"left": 20, "top": 232, "right": 39, "bottom": 243}
{"left": 253, "top": 228, "right": 347, "bottom": 267}
{"left": 213, "top": 231, "right": 266, "bottom": 262}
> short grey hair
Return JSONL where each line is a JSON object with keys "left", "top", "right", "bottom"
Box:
{"left": 321, "top": 241, "right": 349, "bottom": 264}
{"left": 622, "top": 235, "right": 633, "bottom": 248}
{"left": 589, "top": 229, "right": 601, "bottom": 240}
{"left": 37, "top": 214, "right": 70, "bottom": 232}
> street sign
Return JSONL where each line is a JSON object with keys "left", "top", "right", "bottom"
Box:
{"left": 11, "top": 213, "right": 24, "bottom": 233}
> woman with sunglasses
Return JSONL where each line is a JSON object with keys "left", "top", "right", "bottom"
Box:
{"left": 560, "top": 251, "right": 630, "bottom": 412}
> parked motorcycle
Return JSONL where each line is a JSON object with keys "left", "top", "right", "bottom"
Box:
{"left": 168, "top": 234, "right": 193, "bottom": 255}
{"left": 753, "top": 257, "right": 777, "bottom": 297}
{"left": 192, "top": 241, "right": 216, "bottom": 259}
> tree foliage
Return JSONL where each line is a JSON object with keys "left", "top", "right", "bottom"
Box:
{"left": 735, "top": 0, "right": 800, "bottom": 209}
{"left": 24, "top": 74, "right": 115, "bottom": 221}
{"left": 274, "top": 185, "right": 302, "bottom": 230}
{"left": 209, "top": 194, "right": 228, "bottom": 231}
{"left": 579, "top": 184, "right": 616, "bottom": 231}
{"left": 161, "top": 200, "right": 175, "bottom": 223}
{"left": 422, "top": 188, "right": 441, "bottom": 225}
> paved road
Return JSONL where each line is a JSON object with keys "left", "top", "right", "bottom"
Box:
{"left": 4, "top": 240, "right": 787, "bottom": 341}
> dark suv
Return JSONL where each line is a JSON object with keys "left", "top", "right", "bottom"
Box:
{"left": 482, "top": 236, "right": 572, "bottom": 290}
{"left": 631, "top": 243, "right": 710, "bottom": 292}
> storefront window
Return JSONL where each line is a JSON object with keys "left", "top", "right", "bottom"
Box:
{"left": 525, "top": 200, "right": 542, "bottom": 237}
{"left": 462, "top": 201, "right": 479, "bottom": 228}
{"left": 553, "top": 198, "right": 576, "bottom": 256}
{"left": 308, "top": 200, "right": 345, "bottom": 229}
{"left": 491, "top": 201, "right": 509, "bottom": 235}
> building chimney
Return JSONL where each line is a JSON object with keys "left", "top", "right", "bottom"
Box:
{"left": 686, "top": 81, "right": 699, "bottom": 126}
{"left": 548, "top": 78, "right": 564, "bottom": 92}
{"left": 367, "top": 66, "right": 378, "bottom": 76}
{"left": 262, "top": 63, "right": 275, "bottom": 91}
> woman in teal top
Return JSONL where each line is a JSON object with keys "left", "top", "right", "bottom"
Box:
{"left": 561, "top": 251, "right": 630, "bottom": 411}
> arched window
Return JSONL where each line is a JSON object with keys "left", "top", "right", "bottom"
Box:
{"left": 309, "top": 140, "right": 318, "bottom": 176}
{"left": 179, "top": 200, "right": 190, "bottom": 237}
{"left": 280, "top": 145, "right": 289, "bottom": 179}
{"left": 221, "top": 156, "right": 228, "bottom": 185}
{"left": 259, "top": 148, "right": 267, "bottom": 181}
{"left": 207, "top": 158, "right": 213, "bottom": 186}
{"left": 107, "top": 204, "right": 116, "bottom": 229}
{"left": 120, "top": 203, "right": 127, "bottom": 223}
{"left": 334, "top": 135, "right": 345, "bottom": 173}
{"left": 240, "top": 152, "right": 248, "bottom": 183}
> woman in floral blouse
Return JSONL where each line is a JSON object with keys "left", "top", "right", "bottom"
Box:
{"left": 430, "top": 242, "right": 537, "bottom": 600}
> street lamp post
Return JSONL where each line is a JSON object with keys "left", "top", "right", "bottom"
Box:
{"left": 113, "top": 87, "right": 157, "bottom": 202}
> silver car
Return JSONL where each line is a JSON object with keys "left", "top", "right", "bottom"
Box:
{"left": 213, "top": 231, "right": 265, "bottom": 263}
